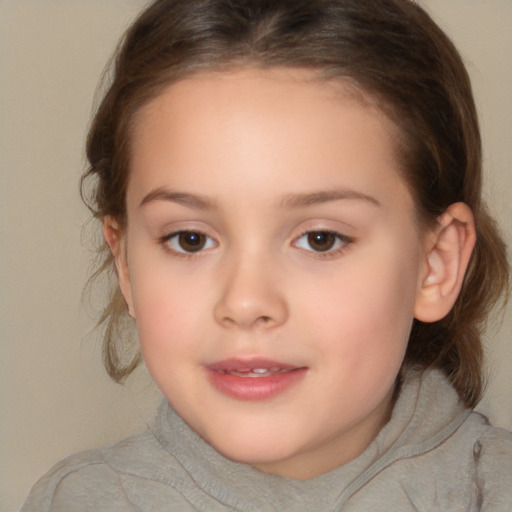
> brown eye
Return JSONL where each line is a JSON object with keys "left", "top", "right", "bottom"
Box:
{"left": 178, "top": 231, "right": 207, "bottom": 252}
{"left": 306, "top": 231, "right": 337, "bottom": 252}
{"left": 163, "top": 230, "right": 215, "bottom": 254}
{"left": 293, "top": 230, "right": 351, "bottom": 255}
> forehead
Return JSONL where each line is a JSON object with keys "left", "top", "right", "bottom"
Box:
{"left": 133, "top": 68, "right": 387, "bottom": 140}
{"left": 128, "top": 67, "right": 412, "bottom": 211}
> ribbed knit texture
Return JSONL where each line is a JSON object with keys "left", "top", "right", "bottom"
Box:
{"left": 21, "top": 369, "right": 512, "bottom": 511}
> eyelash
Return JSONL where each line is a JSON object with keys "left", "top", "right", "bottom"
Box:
{"left": 159, "top": 229, "right": 353, "bottom": 259}
{"left": 159, "top": 230, "right": 217, "bottom": 258}
{"left": 292, "top": 230, "right": 353, "bottom": 258}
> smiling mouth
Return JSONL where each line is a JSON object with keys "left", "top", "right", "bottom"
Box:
{"left": 216, "top": 367, "right": 297, "bottom": 378}
{"left": 206, "top": 358, "right": 303, "bottom": 376}
{"left": 205, "top": 359, "right": 308, "bottom": 400}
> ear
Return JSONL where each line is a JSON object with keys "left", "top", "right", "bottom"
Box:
{"left": 103, "top": 217, "right": 135, "bottom": 318}
{"left": 414, "top": 202, "right": 476, "bottom": 323}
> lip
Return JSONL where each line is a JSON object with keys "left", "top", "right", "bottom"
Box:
{"left": 205, "top": 358, "right": 308, "bottom": 401}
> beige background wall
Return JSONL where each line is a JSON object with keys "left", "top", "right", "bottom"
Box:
{"left": 1, "top": 1, "right": 510, "bottom": 510}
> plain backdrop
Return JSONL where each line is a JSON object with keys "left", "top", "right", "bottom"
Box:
{"left": 1, "top": 1, "right": 511, "bottom": 510}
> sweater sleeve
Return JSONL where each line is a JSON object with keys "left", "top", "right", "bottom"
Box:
{"left": 474, "top": 427, "right": 512, "bottom": 511}
{"left": 19, "top": 453, "right": 139, "bottom": 512}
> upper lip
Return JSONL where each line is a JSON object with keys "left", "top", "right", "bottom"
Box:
{"left": 206, "top": 358, "right": 302, "bottom": 372}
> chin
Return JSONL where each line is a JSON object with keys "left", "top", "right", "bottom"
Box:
{"left": 205, "top": 426, "right": 300, "bottom": 466}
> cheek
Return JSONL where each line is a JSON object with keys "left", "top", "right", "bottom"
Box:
{"left": 130, "top": 272, "right": 207, "bottom": 395}
{"left": 302, "top": 256, "right": 418, "bottom": 412}
{"left": 301, "top": 240, "right": 420, "bottom": 366}
{"left": 127, "top": 256, "right": 205, "bottom": 352}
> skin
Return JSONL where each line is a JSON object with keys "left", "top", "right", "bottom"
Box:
{"left": 105, "top": 68, "right": 476, "bottom": 479}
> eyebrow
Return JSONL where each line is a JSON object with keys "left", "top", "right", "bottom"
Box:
{"left": 280, "top": 189, "right": 381, "bottom": 209}
{"left": 140, "top": 187, "right": 380, "bottom": 210}
{"left": 140, "top": 188, "right": 218, "bottom": 210}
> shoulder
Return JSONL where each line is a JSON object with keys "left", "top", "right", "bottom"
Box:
{"left": 20, "top": 430, "right": 198, "bottom": 512}
{"left": 20, "top": 447, "right": 132, "bottom": 512}
{"left": 474, "top": 421, "right": 512, "bottom": 460}
{"left": 473, "top": 423, "right": 512, "bottom": 511}
{"left": 19, "top": 437, "right": 152, "bottom": 512}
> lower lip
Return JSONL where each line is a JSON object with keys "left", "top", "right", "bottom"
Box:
{"left": 205, "top": 368, "right": 307, "bottom": 401}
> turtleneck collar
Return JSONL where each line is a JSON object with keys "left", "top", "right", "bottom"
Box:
{"left": 148, "top": 369, "right": 470, "bottom": 511}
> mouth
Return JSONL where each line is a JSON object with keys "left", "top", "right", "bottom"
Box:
{"left": 216, "top": 367, "right": 296, "bottom": 377}
{"left": 205, "top": 358, "right": 307, "bottom": 401}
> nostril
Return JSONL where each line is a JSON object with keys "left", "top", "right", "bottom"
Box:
{"left": 256, "top": 315, "right": 272, "bottom": 325}
{"left": 221, "top": 316, "right": 237, "bottom": 328}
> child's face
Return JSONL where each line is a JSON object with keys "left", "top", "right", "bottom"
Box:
{"left": 118, "top": 68, "right": 429, "bottom": 479}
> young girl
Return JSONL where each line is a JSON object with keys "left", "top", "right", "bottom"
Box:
{"left": 21, "top": 0, "right": 511, "bottom": 510}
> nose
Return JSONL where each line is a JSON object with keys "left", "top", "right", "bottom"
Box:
{"left": 213, "top": 255, "right": 288, "bottom": 330}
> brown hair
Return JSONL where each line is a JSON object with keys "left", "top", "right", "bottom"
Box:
{"left": 82, "top": 0, "right": 509, "bottom": 407}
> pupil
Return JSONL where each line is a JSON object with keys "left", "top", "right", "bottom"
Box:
{"left": 308, "top": 232, "right": 335, "bottom": 252}
{"left": 179, "top": 232, "right": 205, "bottom": 252}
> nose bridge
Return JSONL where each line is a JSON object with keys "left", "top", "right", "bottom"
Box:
{"left": 214, "top": 247, "right": 288, "bottom": 330}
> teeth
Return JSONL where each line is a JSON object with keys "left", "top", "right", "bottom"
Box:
{"left": 220, "top": 367, "right": 292, "bottom": 377}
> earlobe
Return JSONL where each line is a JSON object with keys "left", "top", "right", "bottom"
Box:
{"left": 414, "top": 203, "right": 476, "bottom": 323}
{"left": 103, "top": 217, "right": 135, "bottom": 318}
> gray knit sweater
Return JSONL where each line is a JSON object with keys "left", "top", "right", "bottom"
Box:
{"left": 21, "top": 370, "right": 512, "bottom": 511}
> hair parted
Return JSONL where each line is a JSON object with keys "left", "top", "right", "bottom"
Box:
{"left": 82, "top": 0, "right": 509, "bottom": 406}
